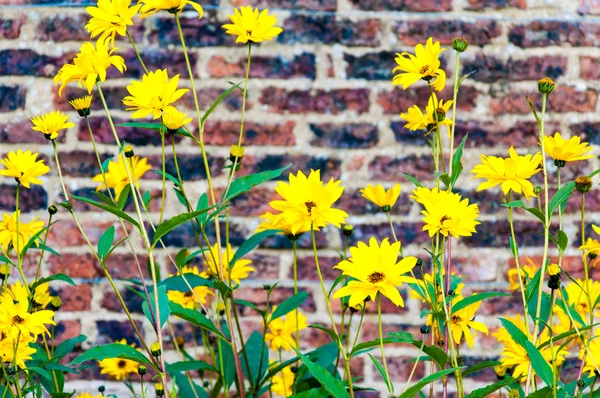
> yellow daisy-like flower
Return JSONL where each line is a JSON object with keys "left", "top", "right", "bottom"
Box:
{"left": 230, "top": 145, "right": 245, "bottom": 160}
{"left": 409, "top": 270, "right": 464, "bottom": 304}
{"left": 0, "top": 211, "right": 44, "bottom": 252}
{"left": 98, "top": 339, "right": 140, "bottom": 380}
{"left": 271, "top": 365, "right": 295, "bottom": 397}
{"left": 30, "top": 110, "right": 74, "bottom": 140}
{"left": 400, "top": 93, "right": 453, "bottom": 135}
{"left": 360, "top": 183, "right": 401, "bottom": 211}
{"left": 580, "top": 328, "right": 600, "bottom": 377}
{"left": 32, "top": 283, "right": 53, "bottom": 309}
{"left": 0, "top": 333, "right": 37, "bottom": 370}
{"left": 75, "top": 393, "right": 107, "bottom": 398}
{"left": 564, "top": 279, "right": 600, "bottom": 320}
{"left": 222, "top": 6, "right": 282, "bottom": 44}
{"left": 256, "top": 211, "right": 309, "bottom": 238}
{"left": 393, "top": 37, "right": 446, "bottom": 92}
{"left": 471, "top": 147, "right": 543, "bottom": 201}
{"left": 333, "top": 237, "right": 418, "bottom": 307}
{"left": 580, "top": 225, "right": 600, "bottom": 267}
{"left": 138, "top": 0, "right": 204, "bottom": 18}
{"left": 69, "top": 95, "right": 93, "bottom": 116}
{"left": 123, "top": 69, "right": 189, "bottom": 119}
{"left": 85, "top": 0, "right": 140, "bottom": 45}
{"left": 410, "top": 187, "right": 480, "bottom": 239}
{"left": 205, "top": 243, "right": 255, "bottom": 285}
{"left": 507, "top": 257, "right": 537, "bottom": 291}
{"left": 265, "top": 308, "right": 307, "bottom": 351}
{"left": 167, "top": 266, "right": 214, "bottom": 309}
{"left": 92, "top": 155, "right": 151, "bottom": 200}
{"left": 0, "top": 150, "right": 50, "bottom": 189}
{"left": 448, "top": 296, "right": 488, "bottom": 348}
{"left": 544, "top": 132, "right": 594, "bottom": 165}
{"left": 54, "top": 39, "right": 126, "bottom": 96}
{"left": 269, "top": 169, "right": 348, "bottom": 235}
{"left": 162, "top": 107, "right": 192, "bottom": 132}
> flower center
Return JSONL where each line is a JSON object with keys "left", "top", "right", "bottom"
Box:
{"left": 440, "top": 215, "right": 452, "bottom": 226}
{"left": 420, "top": 65, "right": 430, "bottom": 75}
{"left": 451, "top": 315, "right": 462, "bottom": 323}
{"left": 12, "top": 315, "right": 24, "bottom": 325}
{"left": 184, "top": 291, "right": 193, "bottom": 298}
{"left": 368, "top": 272, "right": 385, "bottom": 284}
{"left": 305, "top": 201, "right": 316, "bottom": 215}
{"left": 117, "top": 359, "right": 127, "bottom": 369}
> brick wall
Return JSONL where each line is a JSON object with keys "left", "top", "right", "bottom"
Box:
{"left": 1, "top": 0, "right": 600, "bottom": 394}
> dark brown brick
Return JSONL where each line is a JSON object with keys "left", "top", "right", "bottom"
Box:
{"left": 464, "top": 220, "right": 544, "bottom": 248}
{"left": 580, "top": 56, "right": 600, "bottom": 80}
{"left": 344, "top": 51, "right": 395, "bottom": 80}
{"left": 572, "top": 121, "right": 600, "bottom": 145}
{"left": 466, "top": 0, "right": 525, "bottom": 9}
{"left": 231, "top": 0, "right": 336, "bottom": 11}
{"left": 350, "top": 0, "right": 450, "bottom": 11}
{"left": 489, "top": 87, "right": 598, "bottom": 115}
{"left": 377, "top": 84, "right": 477, "bottom": 115}
{"left": 0, "top": 49, "right": 72, "bottom": 77}
{"left": 310, "top": 123, "right": 378, "bottom": 149}
{"left": 0, "top": 184, "right": 48, "bottom": 211}
{"left": 207, "top": 52, "right": 316, "bottom": 79}
{"left": 57, "top": 150, "right": 111, "bottom": 177}
{"left": 0, "top": 85, "right": 26, "bottom": 111}
{"left": 37, "top": 14, "right": 143, "bottom": 42}
{"left": 148, "top": 15, "right": 235, "bottom": 48}
{"left": 145, "top": 153, "right": 224, "bottom": 181}
{"left": 454, "top": 120, "right": 558, "bottom": 148}
{"left": 337, "top": 187, "right": 412, "bottom": 216}
{"left": 203, "top": 120, "right": 295, "bottom": 146}
{"left": 278, "top": 16, "right": 381, "bottom": 46}
{"left": 260, "top": 87, "right": 370, "bottom": 114}
{"left": 509, "top": 21, "right": 600, "bottom": 48}
{"left": 346, "top": 222, "right": 430, "bottom": 247}
{"left": 395, "top": 20, "right": 502, "bottom": 46}
{"left": 369, "top": 154, "right": 435, "bottom": 182}
{"left": 117, "top": 48, "right": 195, "bottom": 78}
{"left": 462, "top": 55, "right": 567, "bottom": 83}
{"left": 241, "top": 154, "right": 343, "bottom": 181}
{"left": 0, "top": 17, "right": 23, "bottom": 39}
{"left": 101, "top": 287, "right": 144, "bottom": 314}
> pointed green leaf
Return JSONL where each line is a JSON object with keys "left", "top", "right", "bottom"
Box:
{"left": 152, "top": 207, "right": 213, "bottom": 247}
{"left": 451, "top": 292, "right": 510, "bottom": 314}
{"left": 549, "top": 181, "right": 575, "bottom": 217}
{"left": 466, "top": 376, "right": 519, "bottom": 398}
{"left": 224, "top": 165, "right": 291, "bottom": 202}
{"left": 142, "top": 285, "right": 170, "bottom": 329}
{"left": 30, "top": 273, "right": 76, "bottom": 291}
{"left": 368, "top": 354, "right": 393, "bottom": 394}
{"left": 97, "top": 226, "right": 115, "bottom": 262}
{"left": 70, "top": 195, "right": 140, "bottom": 229}
{"left": 399, "top": 367, "right": 463, "bottom": 398}
{"left": 115, "top": 122, "right": 193, "bottom": 139}
{"left": 270, "top": 291, "right": 309, "bottom": 322}
{"left": 69, "top": 343, "right": 154, "bottom": 368}
{"left": 403, "top": 173, "right": 422, "bottom": 188}
{"left": 292, "top": 347, "right": 350, "bottom": 398}
{"left": 230, "top": 229, "right": 281, "bottom": 267}
{"left": 201, "top": 81, "right": 243, "bottom": 124}
{"left": 168, "top": 301, "right": 225, "bottom": 340}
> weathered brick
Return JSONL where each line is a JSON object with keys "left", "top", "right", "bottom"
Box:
{"left": 377, "top": 85, "right": 477, "bottom": 115}
{"left": 260, "top": 87, "right": 370, "bottom": 115}
{"left": 509, "top": 21, "right": 600, "bottom": 47}
{"left": 337, "top": 187, "right": 413, "bottom": 216}
{"left": 0, "top": 85, "right": 26, "bottom": 112}
{"left": 278, "top": 16, "right": 381, "bottom": 46}
{"left": 58, "top": 284, "right": 93, "bottom": 312}
{"left": 580, "top": 56, "right": 600, "bottom": 80}
{"left": 203, "top": 120, "right": 296, "bottom": 146}
{"left": 344, "top": 51, "right": 395, "bottom": 80}
{"left": 101, "top": 287, "right": 144, "bottom": 314}
{"left": 390, "top": 121, "right": 429, "bottom": 146}
{"left": 466, "top": 0, "right": 525, "bottom": 9}
{"left": 0, "top": 184, "right": 48, "bottom": 211}
{"left": 489, "top": 87, "right": 598, "bottom": 115}
{"left": 395, "top": 20, "right": 502, "bottom": 46}
{"left": 346, "top": 222, "right": 430, "bottom": 247}
{"left": 78, "top": 116, "right": 183, "bottom": 146}
{"left": 241, "top": 154, "right": 343, "bottom": 181}
{"left": 454, "top": 120, "right": 558, "bottom": 148}
{"left": 260, "top": 228, "right": 328, "bottom": 250}
{"left": 36, "top": 14, "right": 143, "bottom": 42}
{"left": 207, "top": 52, "right": 316, "bottom": 79}
{"left": 462, "top": 55, "right": 567, "bottom": 83}
{"left": 0, "top": 17, "right": 23, "bottom": 39}
{"left": 350, "top": 0, "right": 450, "bottom": 11}
{"left": 231, "top": 0, "right": 336, "bottom": 10}
{"left": 310, "top": 123, "right": 378, "bottom": 149}
{"left": 572, "top": 121, "right": 600, "bottom": 145}
{"left": 370, "top": 356, "right": 426, "bottom": 382}
{"left": 53, "top": 320, "right": 82, "bottom": 345}
{"left": 49, "top": 253, "right": 147, "bottom": 279}
{"left": 149, "top": 16, "right": 234, "bottom": 47}
{"left": 96, "top": 320, "right": 144, "bottom": 346}
{"left": 57, "top": 150, "right": 111, "bottom": 177}
{"left": 146, "top": 153, "right": 224, "bottom": 181}
{"left": 0, "top": 121, "right": 66, "bottom": 144}
{"left": 453, "top": 255, "right": 497, "bottom": 282}
{"left": 0, "top": 49, "right": 72, "bottom": 77}
{"left": 369, "top": 154, "right": 435, "bottom": 181}
{"left": 180, "top": 87, "right": 246, "bottom": 112}
{"left": 156, "top": 220, "right": 246, "bottom": 248}
{"left": 464, "top": 220, "right": 544, "bottom": 248}
{"left": 117, "top": 48, "right": 195, "bottom": 78}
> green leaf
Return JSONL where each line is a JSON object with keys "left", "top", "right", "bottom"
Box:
{"left": 461, "top": 360, "right": 501, "bottom": 377}
{"left": 30, "top": 274, "right": 76, "bottom": 291}
{"left": 451, "top": 292, "right": 510, "bottom": 314}
{"left": 328, "top": 274, "right": 347, "bottom": 298}
{"left": 270, "top": 291, "right": 309, "bottom": 322}
{"left": 509, "top": 234, "right": 519, "bottom": 257}
{"left": 159, "top": 273, "right": 214, "bottom": 292}
{"left": 19, "top": 225, "right": 49, "bottom": 257}
{"left": 308, "top": 324, "right": 340, "bottom": 345}
{"left": 526, "top": 96, "right": 542, "bottom": 127}
{"left": 549, "top": 181, "right": 575, "bottom": 217}
{"left": 589, "top": 168, "right": 600, "bottom": 179}
{"left": 466, "top": 376, "right": 519, "bottom": 398}
{"left": 457, "top": 70, "right": 476, "bottom": 87}
{"left": 230, "top": 229, "right": 280, "bottom": 267}
{"left": 450, "top": 134, "right": 468, "bottom": 187}
{"left": 151, "top": 169, "right": 180, "bottom": 186}
{"left": 502, "top": 200, "right": 546, "bottom": 224}
{"left": 116, "top": 184, "right": 130, "bottom": 210}
{"left": 173, "top": 372, "right": 209, "bottom": 398}
{"left": 399, "top": 367, "right": 463, "bottom": 398}
{"left": 168, "top": 301, "right": 225, "bottom": 340}
{"left": 70, "top": 195, "right": 140, "bottom": 229}
{"left": 142, "top": 285, "right": 170, "bottom": 329}
{"left": 55, "top": 335, "right": 87, "bottom": 358}
{"left": 224, "top": 165, "right": 291, "bottom": 202}
{"left": 241, "top": 331, "right": 268, "bottom": 387}
{"left": 368, "top": 354, "right": 393, "bottom": 393}
{"left": 499, "top": 318, "right": 529, "bottom": 348}
{"left": 152, "top": 207, "right": 213, "bottom": 247}
{"left": 403, "top": 172, "right": 422, "bottom": 188}
{"left": 142, "top": 190, "right": 152, "bottom": 210}
{"left": 97, "top": 226, "right": 115, "bottom": 262}
{"left": 292, "top": 347, "right": 350, "bottom": 398}
{"left": 115, "top": 122, "right": 193, "bottom": 139}
{"left": 166, "top": 360, "right": 216, "bottom": 373}
{"left": 557, "top": 230, "right": 569, "bottom": 253}
{"left": 201, "top": 82, "right": 243, "bottom": 125}
{"left": 196, "top": 193, "right": 209, "bottom": 227}
{"left": 538, "top": 322, "right": 599, "bottom": 349}
{"left": 68, "top": 343, "right": 153, "bottom": 368}
{"left": 528, "top": 387, "right": 552, "bottom": 398}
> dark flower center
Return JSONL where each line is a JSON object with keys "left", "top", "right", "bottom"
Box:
{"left": 305, "top": 201, "right": 316, "bottom": 215}
{"left": 184, "top": 291, "right": 193, "bottom": 298}
{"left": 117, "top": 359, "right": 127, "bottom": 369}
{"left": 368, "top": 272, "right": 385, "bottom": 284}
{"left": 451, "top": 315, "right": 462, "bottom": 323}
{"left": 12, "top": 315, "right": 24, "bottom": 325}
{"left": 420, "top": 65, "right": 430, "bottom": 75}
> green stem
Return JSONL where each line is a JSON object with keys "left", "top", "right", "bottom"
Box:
{"left": 33, "top": 213, "right": 52, "bottom": 282}
{"left": 386, "top": 212, "right": 399, "bottom": 244}
{"left": 377, "top": 295, "right": 393, "bottom": 394}
{"left": 548, "top": 290, "right": 557, "bottom": 398}
{"left": 126, "top": 30, "right": 148, "bottom": 74}
{"left": 292, "top": 239, "right": 300, "bottom": 351}
{"left": 159, "top": 122, "right": 166, "bottom": 224}
{"left": 14, "top": 183, "right": 29, "bottom": 295}
{"left": 448, "top": 51, "right": 461, "bottom": 180}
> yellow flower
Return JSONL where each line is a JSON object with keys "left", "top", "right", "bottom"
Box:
{"left": 98, "top": 339, "right": 140, "bottom": 380}
{"left": 580, "top": 328, "right": 600, "bottom": 377}
{"left": 222, "top": 6, "right": 282, "bottom": 44}
{"left": 167, "top": 266, "right": 214, "bottom": 309}
{"left": 360, "top": 183, "right": 401, "bottom": 211}
{"left": 54, "top": 39, "right": 126, "bottom": 96}
{"left": 448, "top": 296, "right": 488, "bottom": 348}
{"left": 547, "top": 263, "right": 560, "bottom": 276}
{"left": 256, "top": 211, "right": 309, "bottom": 238}
{"left": 31, "top": 110, "right": 74, "bottom": 140}
{"left": 0, "top": 150, "right": 50, "bottom": 188}
{"left": 544, "top": 132, "right": 594, "bottom": 164}
{"left": 85, "top": 0, "right": 140, "bottom": 45}
{"left": 265, "top": 308, "right": 307, "bottom": 351}
{"left": 32, "top": 283, "right": 53, "bottom": 309}
{"left": 507, "top": 257, "right": 537, "bottom": 291}
{"left": 580, "top": 234, "right": 600, "bottom": 268}
{"left": 400, "top": 93, "right": 453, "bottom": 135}
{"left": 0, "top": 333, "right": 37, "bottom": 370}
{"left": 92, "top": 155, "right": 151, "bottom": 200}
{"left": 564, "top": 279, "right": 600, "bottom": 319}
{"left": 471, "top": 147, "right": 543, "bottom": 201}
{"left": 162, "top": 107, "right": 192, "bottom": 132}
{"left": 138, "top": 0, "right": 203, "bottom": 18}
{"left": 123, "top": 69, "right": 189, "bottom": 119}
{"left": 69, "top": 95, "right": 93, "bottom": 117}
{"left": 205, "top": 243, "right": 254, "bottom": 285}
{"left": 333, "top": 237, "right": 418, "bottom": 307}
{"left": 269, "top": 169, "right": 348, "bottom": 235}
{"left": 75, "top": 393, "right": 107, "bottom": 398}
{"left": 271, "top": 365, "right": 294, "bottom": 397}
{"left": 409, "top": 270, "right": 464, "bottom": 303}
{"left": 230, "top": 145, "right": 245, "bottom": 160}
{"left": 410, "top": 187, "right": 480, "bottom": 239}
{"left": 393, "top": 37, "right": 446, "bottom": 91}
{"left": 0, "top": 211, "right": 44, "bottom": 253}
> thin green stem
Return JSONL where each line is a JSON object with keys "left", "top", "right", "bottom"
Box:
{"left": 377, "top": 295, "right": 393, "bottom": 394}
{"left": 292, "top": 239, "right": 300, "bottom": 351}
{"left": 386, "top": 212, "right": 399, "bottom": 243}
{"left": 126, "top": 30, "right": 148, "bottom": 74}
{"left": 548, "top": 290, "right": 557, "bottom": 398}
{"left": 448, "top": 51, "right": 461, "bottom": 179}
{"left": 159, "top": 122, "right": 166, "bottom": 224}
{"left": 33, "top": 213, "right": 52, "bottom": 282}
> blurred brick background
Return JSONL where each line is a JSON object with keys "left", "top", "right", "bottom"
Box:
{"left": 1, "top": 0, "right": 600, "bottom": 395}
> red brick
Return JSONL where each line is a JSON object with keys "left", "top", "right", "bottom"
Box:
{"left": 337, "top": 187, "right": 413, "bottom": 216}
{"left": 0, "top": 121, "right": 66, "bottom": 144}
{"left": 464, "top": 220, "right": 545, "bottom": 248}
{"left": 462, "top": 55, "right": 567, "bottom": 83}
{"left": 207, "top": 52, "right": 316, "bottom": 79}
{"left": 453, "top": 256, "right": 497, "bottom": 282}
{"left": 224, "top": 187, "right": 280, "bottom": 217}
{"left": 454, "top": 120, "right": 559, "bottom": 148}
{"left": 231, "top": 0, "right": 336, "bottom": 11}
{"left": 489, "top": 87, "right": 598, "bottom": 115}
{"left": 203, "top": 120, "right": 296, "bottom": 146}
{"left": 580, "top": 56, "right": 600, "bottom": 80}
{"left": 369, "top": 154, "right": 436, "bottom": 182}
{"left": 145, "top": 153, "right": 224, "bottom": 181}
{"left": 347, "top": 222, "right": 430, "bottom": 247}
{"left": 47, "top": 219, "right": 132, "bottom": 248}
{"left": 117, "top": 48, "right": 196, "bottom": 79}
{"left": 49, "top": 253, "right": 102, "bottom": 279}
{"left": 295, "top": 255, "right": 340, "bottom": 281}
{"left": 509, "top": 21, "right": 600, "bottom": 47}
{"left": 148, "top": 15, "right": 235, "bottom": 48}
{"left": 58, "top": 284, "right": 92, "bottom": 312}
{"left": 310, "top": 124, "right": 378, "bottom": 149}
{"left": 180, "top": 87, "right": 248, "bottom": 112}
{"left": 0, "top": 184, "right": 48, "bottom": 211}
{"left": 278, "top": 16, "right": 381, "bottom": 47}
{"left": 53, "top": 320, "right": 83, "bottom": 345}
{"left": 572, "top": 121, "right": 600, "bottom": 145}
{"left": 260, "top": 87, "right": 370, "bottom": 115}
{"left": 0, "top": 17, "right": 23, "bottom": 39}
{"left": 377, "top": 85, "right": 478, "bottom": 115}
{"left": 349, "top": 0, "right": 451, "bottom": 11}
{"left": 101, "top": 286, "right": 144, "bottom": 313}
{"left": 0, "top": 85, "right": 26, "bottom": 112}
{"left": 466, "top": 0, "right": 525, "bottom": 9}
{"left": 370, "top": 355, "right": 426, "bottom": 382}
{"left": 0, "top": 49, "right": 73, "bottom": 77}
{"left": 395, "top": 20, "right": 502, "bottom": 46}
{"left": 37, "top": 15, "right": 144, "bottom": 43}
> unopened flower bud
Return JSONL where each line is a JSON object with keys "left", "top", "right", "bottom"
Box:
{"left": 538, "top": 77, "right": 556, "bottom": 94}
{"left": 494, "top": 365, "right": 507, "bottom": 380}
{"left": 155, "top": 382, "right": 165, "bottom": 397}
{"left": 138, "top": 365, "right": 147, "bottom": 376}
{"left": 150, "top": 342, "right": 161, "bottom": 357}
{"left": 434, "top": 108, "right": 446, "bottom": 122}
{"left": 416, "top": 258, "right": 423, "bottom": 267}
{"left": 426, "top": 123, "right": 436, "bottom": 133}
{"left": 48, "top": 205, "right": 58, "bottom": 215}
{"left": 420, "top": 325, "right": 430, "bottom": 334}
{"left": 291, "top": 366, "right": 299, "bottom": 373}
{"left": 229, "top": 145, "right": 245, "bottom": 163}
{"left": 554, "top": 159, "right": 566, "bottom": 168}
{"left": 590, "top": 252, "right": 598, "bottom": 260}
{"left": 203, "top": 381, "right": 210, "bottom": 388}
{"left": 342, "top": 224, "right": 354, "bottom": 237}
{"left": 576, "top": 176, "right": 593, "bottom": 194}
{"left": 452, "top": 37, "right": 469, "bottom": 53}
{"left": 123, "top": 145, "right": 134, "bottom": 158}
{"left": 263, "top": 284, "right": 271, "bottom": 291}
{"left": 5, "top": 367, "right": 15, "bottom": 376}
{"left": 174, "top": 336, "right": 185, "bottom": 349}
{"left": 48, "top": 296, "right": 62, "bottom": 311}
{"left": 533, "top": 186, "right": 542, "bottom": 196}
{"left": 381, "top": 205, "right": 391, "bottom": 213}
{"left": 577, "top": 379, "right": 586, "bottom": 388}
{"left": 0, "top": 264, "right": 10, "bottom": 281}
{"left": 98, "top": 386, "right": 106, "bottom": 393}
{"left": 547, "top": 264, "right": 561, "bottom": 290}
{"left": 447, "top": 289, "right": 455, "bottom": 296}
